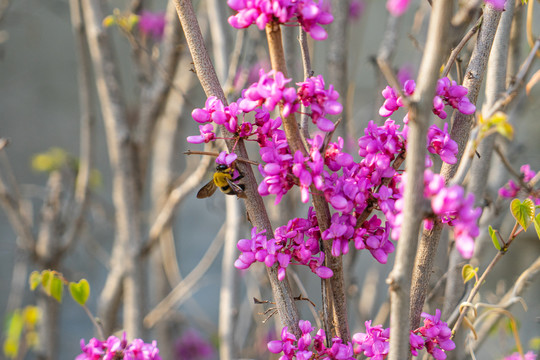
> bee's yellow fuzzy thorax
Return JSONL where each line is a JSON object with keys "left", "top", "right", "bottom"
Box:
{"left": 213, "top": 171, "right": 232, "bottom": 187}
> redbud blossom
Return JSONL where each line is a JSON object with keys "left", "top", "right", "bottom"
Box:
{"left": 485, "top": 0, "right": 506, "bottom": 11}
{"left": 227, "top": 0, "right": 334, "bottom": 40}
{"left": 138, "top": 11, "right": 165, "bottom": 40}
{"left": 353, "top": 310, "right": 454, "bottom": 359}
{"left": 76, "top": 332, "right": 161, "bottom": 360}
{"left": 386, "top": 0, "right": 412, "bottom": 17}
{"left": 269, "top": 320, "right": 354, "bottom": 360}
{"left": 499, "top": 165, "right": 539, "bottom": 204}
{"left": 504, "top": 351, "right": 538, "bottom": 360}
{"left": 235, "top": 209, "right": 333, "bottom": 281}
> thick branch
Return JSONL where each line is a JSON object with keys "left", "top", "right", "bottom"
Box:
{"left": 81, "top": 0, "right": 144, "bottom": 337}
{"left": 266, "top": 21, "right": 349, "bottom": 341}
{"left": 410, "top": 2, "right": 504, "bottom": 333}
{"left": 173, "top": 0, "right": 300, "bottom": 334}
{"left": 387, "top": 2, "right": 453, "bottom": 359}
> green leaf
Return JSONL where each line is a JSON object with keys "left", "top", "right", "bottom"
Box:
{"left": 29, "top": 271, "right": 41, "bottom": 291}
{"left": 31, "top": 147, "right": 69, "bottom": 173}
{"left": 3, "top": 337, "right": 18, "bottom": 359}
{"left": 511, "top": 198, "right": 535, "bottom": 230}
{"left": 534, "top": 213, "right": 540, "bottom": 241}
{"left": 488, "top": 225, "right": 502, "bottom": 251}
{"left": 5, "top": 311, "right": 23, "bottom": 339}
{"left": 496, "top": 122, "right": 514, "bottom": 140}
{"left": 462, "top": 264, "right": 477, "bottom": 284}
{"left": 529, "top": 336, "right": 540, "bottom": 350}
{"left": 69, "top": 279, "right": 90, "bottom": 306}
{"left": 50, "top": 276, "right": 63, "bottom": 303}
{"left": 41, "top": 270, "right": 52, "bottom": 295}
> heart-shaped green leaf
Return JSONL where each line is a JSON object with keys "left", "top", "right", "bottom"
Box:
{"left": 511, "top": 198, "right": 534, "bottom": 230}
{"left": 29, "top": 271, "right": 42, "bottom": 291}
{"left": 50, "top": 276, "right": 63, "bottom": 303}
{"left": 41, "top": 270, "right": 52, "bottom": 295}
{"left": 462, "top": 264, "right": 477, "bottom": 284}
{"left": 69, "top": 279, "right": 90, "bottom": 306}
{"left": 488, "top": 225, "right": 501, "bottom": 251}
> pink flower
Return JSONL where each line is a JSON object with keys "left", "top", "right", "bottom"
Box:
{"left": 227, "top": 0, "right": 333, "bottom": 41}
{"left": 427, "top": 123, "right": 458, "bottom": 164}
{"left": 138, "top": 11, "right": 166, "bottom": 40}
{"left": 386, "top": 0, "right": 412, "bottom": 17}
{"left": 77, "top": 333, "right": 161, "bottom": 360}
{"left": 416, "top": 309, "right": 455, "bottom": 360}
{"left": 504, "top": 351, "right": 538, "bottom": 360}
{"left": 485, "top": 0, "right": 506, "bottom": 11}
{"left": 349, "top": 0, "right": 365, "bottom": 21}
{"left": 174, "top": 329, "right": 215, "bottom": 360}
{"left": 270, "top": 321, "right": 354, "bottom": 360}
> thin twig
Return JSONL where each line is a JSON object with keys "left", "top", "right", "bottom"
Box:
{"left": 494, "top": 144, "right": 530, "bottom": 190}
{"left": 450, "top": 222, "right": 520, "bottom": 334}
{"left": 219, "top": 196, "right": 241, "bottom": 360}
{"left": 288, "top": 269, "right": 322, "bottom": 330}
{"left": 450, "top": 35, "right": 540, "bottom": 187}
{"left": 144, "top": 223, "right": 226, "bottom": 327}
{"left": 59, "top": 0, "right": 95, "bottom": 256}
{"left": 223, "top": 30, "right": 246, "bottom": 98}
{"left": 298, "top": 28, "right": 312, "bottom": 144}
{"left": 482, "top": 35, "right": 540, "bottom": 120}
{"left": 184, "top": 150, "right": 260, "bottom": 166}
{"left": 442, "top": 15, "right": 484, "bottom": 78}
{"left": 471, "top": 255, "right": 540, "bottom": 350}
{"left": 83, "top": 304, "right": 105, "bottom": 340}
{"left": 526, "top": 0, "right": 540, "bottom": 57}
{"left": 377, "top": 58, "right": 409, "bottom": 107}
{"left": 141, "top": 150, "right": 213, "bottom": 256}
{"left": 0, "top": 156, "right": 36, "bottom": 252}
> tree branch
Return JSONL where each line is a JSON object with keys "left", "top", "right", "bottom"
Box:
{"left": 172, "top": 0, "right": 300, "bottom": 334}
{"left": 387, "top": 2, "right": 453, "bottom": 359}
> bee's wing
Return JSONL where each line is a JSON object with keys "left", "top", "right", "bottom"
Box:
{"left": 226, "top": 178, "right": 247, "bottom": 198}
{"left": 197, "top": 179, "right": 218, "bottom": 198}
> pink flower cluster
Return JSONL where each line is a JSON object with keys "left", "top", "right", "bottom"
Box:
{"left": 187, "top": 70, "right": 341, "bottom": 145}
{"left": 499, "top": 164, "right": 539, "bottom": 204}
{"left": 427, "top": 123, "right": 458, "bottom": 164}
{"left": 504, "top": 351, "right": 538, "bottom": 360}
{"left": 379, "top": 79, "right": 463, "bottom": 165}
{"left": 227, "top": 0, "right": 334, "bottom": 40}
{"left": 389, "top": 170, "right": 481, "bottom": 259}
{"left": 258, "top": 121, "right": 404, "bottom": 265}
{"left": 297, "top": 75, "right": 342, "bottom": 131}
{"left": 76, "top": 332, "right": 161, "bottom": 360}
{"left": 256, "top": 120, "right": 404, "bottom": 265}
{"left": 415, "top": 309, "right": 456, "bottom": 359}
{"left": 268, "top": 320, "right": 355, "bottom": 359}
{"left": 234, "top": 208, "right": 333, "bottom": 280}
{"left": 379, "top": 77, "right": 475, "bottom": 120}
{"left": 352, "top": 310, "right": 455, "bottom": 360}
{"left": 189, "top": 70, "right": 478, "bottom": 271}
{"left": 434, "top": 77, "right": 476, "bottom": 119}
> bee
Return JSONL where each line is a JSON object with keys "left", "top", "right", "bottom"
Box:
{"left": 197, "top": 164, "right": 247, "bottom": 199}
